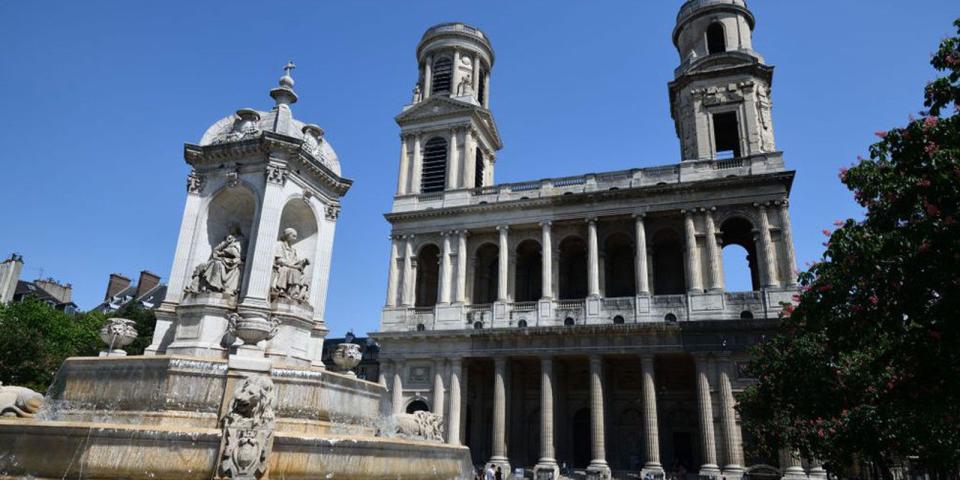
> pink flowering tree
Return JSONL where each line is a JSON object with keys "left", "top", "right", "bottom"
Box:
{"left": 737, "top": 20, "right": 960, "bottom": 478}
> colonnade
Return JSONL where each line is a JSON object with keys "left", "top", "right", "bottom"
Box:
{"left": 383, "top": 202, "right": 798, "bottom": 310}
{"left": 387, "top": 353, "right": 746, "bottom": 479}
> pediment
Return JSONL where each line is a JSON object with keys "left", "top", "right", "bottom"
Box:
{"left": 395, "top": 96, "right": 479, "bottom": 123}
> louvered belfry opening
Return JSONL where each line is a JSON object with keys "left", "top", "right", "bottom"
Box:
{"left": 421, "top": 137, "right": 449, "bottom": 193}
{"left": 431, "top": 57, "right": 453, "bottom": 95}
{"left": 474, "top": 147, "right": 485, "bottom": 188}
{"left": 478, "top": 68, "right": 488, "bottom": 104}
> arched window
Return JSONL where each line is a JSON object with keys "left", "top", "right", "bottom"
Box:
{"left": 722, "top": 217, "right": 761, "bottom": 291}
{"left": 472, "top": 243, "right": 499, "bottom": 304}
{"left": 707, "top": 22, "right": 726, "bottom": 55}
{"left": 473, "top": 321, "right": 484, "bottom": 330}
{"left": 415, "top": 244, "right": 440, "bottom": 307}
{"left": 416, "top": 323, "right": 426, "bottom": 331}
{"left": 604, "top": 233, "right": 635, "bottom": 297}
{"left": 559, "top": 236, "right": 588, "bottom": 300}
{"left": 740, "top": 310, "right": 754, "bottom": 320}
{"left": 421, "top": 137, "right": 448, "bottom": 193}
{"left": 474, "top": 148, "right": 485, "bottom": 189}
{"left": 515, "top": 240, "right": 543, "bottom": 302}
{"left": 431, "top": 57, "right": 453, "bottom": 95}
{"left": 613, "top": 315, "right": 625, "bottom": 325}
{"left": 517, "top": 319, "right": 528, "bottom": 328}
{"left": 664, "top": 313, "right": 678, "bottom": 322}
{"left": 652, "top": 229, "right": 686, "bottom": 295}
{"left": 406, "top": 399, "right": 429, "bottom": 414}
{"left": 564, "top": 317, "right": 576, "bottom": 327}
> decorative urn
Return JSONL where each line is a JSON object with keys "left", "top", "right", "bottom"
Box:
{"left": 332, "top": 343, "right": 363, "bottom": 376}
{"left": 228, "top": 313, "right": 280, "bottom": 346}
{"left": 99, "top": 318, "right": 138, "bottom": 356}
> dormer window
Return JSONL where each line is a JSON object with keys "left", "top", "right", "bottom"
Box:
{"left": 707, "top": 22, "right": 726, "bottom": 54}
{"left": 421, "top": 137, "right": 448, "bottom": 193}
{"left": 431, "top": 57, "right": 453, "bottom": 95}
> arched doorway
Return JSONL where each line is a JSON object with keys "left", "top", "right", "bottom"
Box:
{"left": 473, "top": 243, "right": 499, "bottom": 304}
{"left": 406, "top": 399, "right": 429, "bottom": 414}
{"left": 721, "top": 217, "right": 761, "bottom": 291}
{"left": 572, "top": 408, "right": 592, "bottom": 468}
{"left": 515, "top": 240, "right": 542, "bottom": 302}
{"left": 652, "top": 229, "right": 686, "bottom": 295}
{"left": 559, "top": 236, "right": 588, "bottom": 300}
{"left": 416, "top": 244, "right": 440, "bottom": 307}
{"left": 604, "top": 232, "right": 635, "bottom": 297}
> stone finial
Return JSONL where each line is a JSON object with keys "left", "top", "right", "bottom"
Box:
{"left": 270, "top": 61, "right": 299, "bottom": 107}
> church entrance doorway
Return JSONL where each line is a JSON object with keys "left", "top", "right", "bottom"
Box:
{"left": 572, "top": 408, "right": 591, "bottom": 468}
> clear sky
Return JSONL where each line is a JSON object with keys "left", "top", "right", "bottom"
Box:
{"left": 0, "top": 1, "right": 955, "bottom": 336}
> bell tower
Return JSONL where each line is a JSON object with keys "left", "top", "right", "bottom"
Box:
{"left": 394, "top": 23, "right": 502, "bottom": 197}
{"left": 669, "top": 0, "right": 777, "bottom": 162}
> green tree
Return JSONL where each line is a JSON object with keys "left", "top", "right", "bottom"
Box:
{"left": 0, "top": 299, "right": 102, "bottom": 393}
{"left": 737, "top": 20, "right": 960, "bottom": 478}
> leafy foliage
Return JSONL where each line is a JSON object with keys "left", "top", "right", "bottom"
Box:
{"left": 738, "top": 19, "right": 960, "bottom": 476}
{"left": 0, "top": 299, "right": 102, "bottom": 393}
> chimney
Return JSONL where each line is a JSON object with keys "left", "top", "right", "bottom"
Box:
{"left": 105, "top": 273, "right": 131, "bottom": 301}
{"left": 33, "top": 278, "right": 73, "bottom": 305}
{"left": 135, "top": 270, "right": 161, "bottom": 299}
{"left": 0, "top": 254, "right": 24, "bottom": 304}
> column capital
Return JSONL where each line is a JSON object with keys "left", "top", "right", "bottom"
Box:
{"left": 493, "top": 355, "right": 508, "bottom": 366}
{"left": 585, "top": 216, "right": 598, "bottom": 224}
{"left": 457, "top": 229, "right": 470, "bottom": 237}
{"left": 640, "top": 353, "right": 657, "bottom": 363}
{"left": 633, "top": 212, "right": 647, "bottom": 220}
{"left": 588, "top": 354, "right": 603, "bottom": 367}
{"left": 778, "top": 198, "right": 790, "bottom": 208}
{"left": 682, "top": 208, "right": 695, "bottom": 217}
{"left": 753, "top": 201, "right": 771, "bottom": 209}
{"left": 539, "top": 220, "right": 553, "bottom": 228}
{"left": 496, "top": 224, "right": 510, "bottom": 232}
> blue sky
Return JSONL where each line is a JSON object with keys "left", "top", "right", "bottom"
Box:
{"left": 0, "top": 1, "right": 955, "bottom": 336}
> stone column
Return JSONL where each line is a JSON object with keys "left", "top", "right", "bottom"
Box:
{"left": 424, "top": 56, "right": 433, "bottom": 97}
{"left": 587, "top": 355, "right": 611, "bottom": 479}
{"left": 410, "top": 134, "right": 422, "bottom": 194}
{"left": 471, "top": 55, "right": 480, "bottom": 96}
{"left": 781, "top": 450, "right": 808, "bottom": 480}
{"left": 447, "top": 128, "right": 460, "bottom": 190}
{"left": 718, "top": 355, "right": 745, "bottom": 478}
{"left": 756, "top": 203, "right": 778, "bottom": 288}
{"left": 397, "top": 135, "right": 409, "bottom": 195}
{"left": 433, "top": 359, "right": 445, "bottom": 420}
{"left": 541, "top": 221, "right": 554, "bottom": 299}
{"left": 704, "top": 208, "right": 724, "bottom": 292}
{"left": 695, "top": 355, "right": 721, "bottom": 477}
{"left": 463, "top": 130, "right": 477, "bottom": 188}
{"left": 635, "top": 214, "right": 650, "bottom": 295}
{"left": 587, "top": 218, "right": 601, "bottom": 298}
{"left": 489, "top": 356, "right": 511, "bottom": 471}
{"left": 439, "top": 232, "right": 453, "bottom": 305}
{"left": 640, "top": 355, "right": 664, "bottom": 475}
{"left": 447, "top": 358, "right": 463, "bottom": 445}
{"left": 778, "top": 200, "right": 799, "bottom": 287}
{"left": 534, "top": 356, "right": 559, "bottom": 477}
{"left": 385, "top": 236, "right": 401, "bottom": 307}
{"left": 497, "top": 225, "right": 509, "bottom": 302}
{"left": 684, "top": 210, "right": 704, "bottom": 293}
{"left": 240, "top": 163, "right": 287, "bottom": 308}
{"left": 483, "top": 71, "right": 491, "bottom": 109}
{"left": 456, "top": 230, "right": 469, "bottom": 304}
{"left": 392, "top": 360, "right": 405, "bottom": 415}
{"left": 402, "top": 236, "right": 415, "bottom": 306}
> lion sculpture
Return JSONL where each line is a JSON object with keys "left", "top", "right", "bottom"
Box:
{"left": 0, "top": 383, "right": 43, "bottom": 418}
{"left": 217, "top": 375, "right": 276, "bottom": 480}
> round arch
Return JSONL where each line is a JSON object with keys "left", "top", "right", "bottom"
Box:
{"left": 472, "top": 242, "right": 499, "bottom": 304}
{"left": 515, "top": 239, "right": 542, "bottom": 302}
{"left": 415, "top": 243, "right": 441, "bottom": 307}
{"left": 721, "top": 216, "right": 760, "bottom": 291}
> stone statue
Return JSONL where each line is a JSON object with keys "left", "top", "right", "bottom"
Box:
{"left": 456, "top": 73, "right": 473, "bottom": 96}
{"left": 0, "top": 383, "right": 43, "bottom": 418}
{"left": 188, "top": 234, "right": 243, "bottom": 297}
{"left": 99, "top": 317, "right": 138, "bottom": 356}
{"left": 412, "top": 83, "right": 422, "bottom": 103}
{"left": 393, "top": 411, "right": 445, "bottom": 442}
{"left": 271, "top": 228, "right": 310, "bottom": 303}
{"left": 331, "top": 343, "right": 362, "bottom": 376}
{"left": 217, "top": 375, "right": 276, "bottom": 480}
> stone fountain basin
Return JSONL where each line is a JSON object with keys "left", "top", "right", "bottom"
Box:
{"left": 0, "top": 419, "right": 473, "bottom": 479}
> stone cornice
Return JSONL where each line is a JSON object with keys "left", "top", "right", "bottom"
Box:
{"left": 184, "top": 131, "right": 353, "bottom": 197}
{"left": 384, "top": 170, "right": 795, "bottom": 227}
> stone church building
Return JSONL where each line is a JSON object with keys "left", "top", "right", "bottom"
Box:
{"left": 372, "top": 1, "right": 812, "bottom": 479}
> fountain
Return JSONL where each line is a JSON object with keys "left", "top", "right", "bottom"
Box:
{"left": 0, "top": 64, "right": 472, "bottom": 479}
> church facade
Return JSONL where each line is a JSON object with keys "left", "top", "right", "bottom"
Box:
{"left": 372, "top": 2, "right": 809, "bottom": 479}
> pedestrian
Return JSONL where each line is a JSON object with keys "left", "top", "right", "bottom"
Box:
{"left": 484, "top": 464, "right": 495, "bottom": 480}
{"left": 495, "top": 466, "right": 503, "bottom": 480}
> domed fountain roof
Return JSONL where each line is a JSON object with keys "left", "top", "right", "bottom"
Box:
{"left": 198, "top": 62, "right": 342, "bottom": 176}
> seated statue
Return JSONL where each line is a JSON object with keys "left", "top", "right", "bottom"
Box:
{"left": 271, "top": 228, "right": 310, "bottom": 303}
{"left": 187, "top": 234, "right": 243, "bottom": 296}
